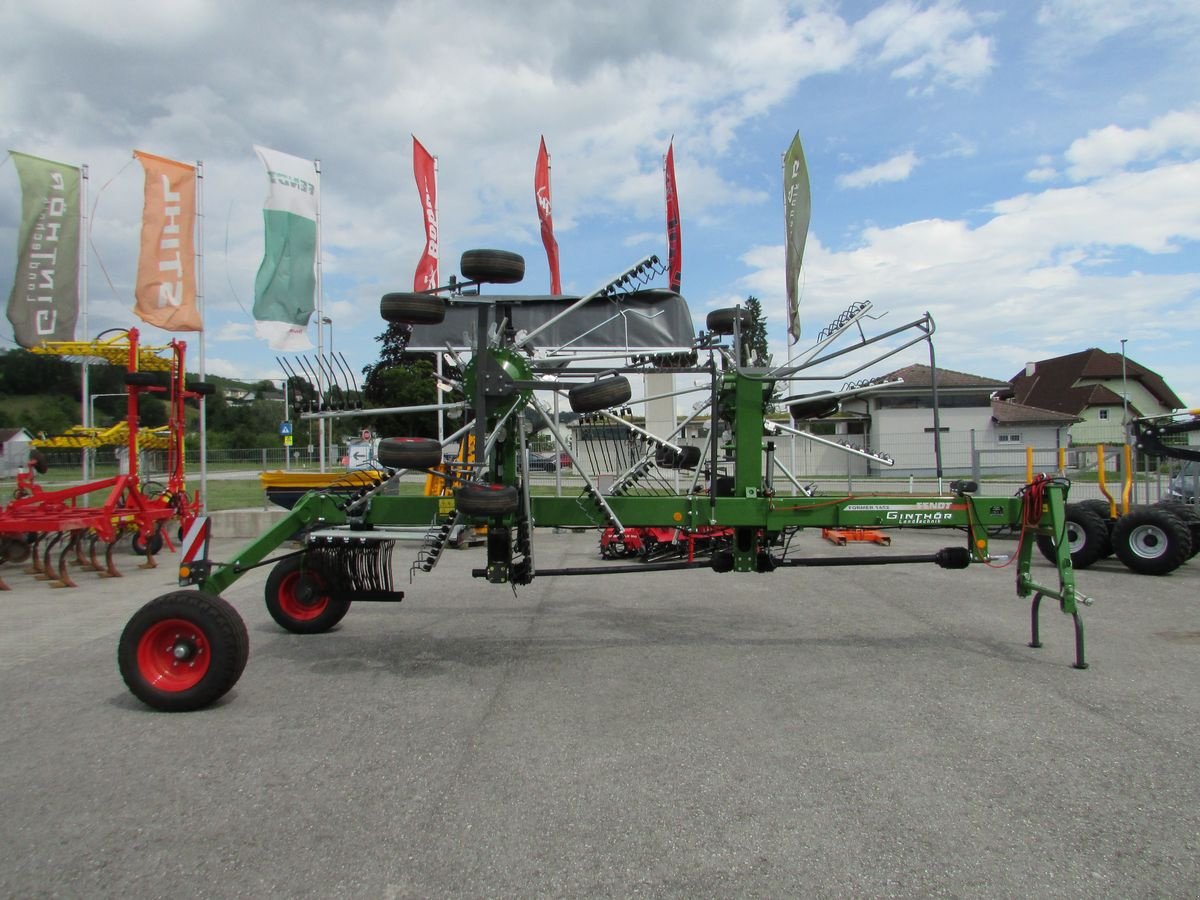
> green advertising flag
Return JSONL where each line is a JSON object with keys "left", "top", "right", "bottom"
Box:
{"left": 6, "top": 151, "right": 81, "bottom": 347}
{"left": 782, "top": 132, "right": 811, "bottom": 344}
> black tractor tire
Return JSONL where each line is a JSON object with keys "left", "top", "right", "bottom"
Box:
{"left": 569, "top": 376, "right": 632, "bottom": 413}
{"left": 1111, "top": 506, "right": 1192, "bottom": 575}
{"left": 118, "top": 591, "right": 249, "bottom": 712}
{"left": 655, "top": 444, "right": 702, "bottom": 469}
{"left": 380, "top": 292, "right": 446, "bottom": 325}
{"left": 1035, "top": 503, "right": 1109, "bottom": 570}
{"left": 187, "top": 381, "right": 215, "bottom": 396}
{"left": 125, "top": 371, "right": 166, "bottom": 387}
{"left": 131, "top": 527, "right": 165, "bottom": 557}
{"left": 377, "top": 437, "right": 443, "bottom": 469}
{"left": 456, "top": 483, "right": 520, "bottom": 517}
{"left": 30, "top": 450, "right": 48, "bottom": 474}
{"left": 460, "top": 249, "right": 525, "bottom": 285}
{"left": 706, "top": 308, "right": 752, "bottom": 335}
{"left": 264, "top": 555, "right": 352, "bottom": 634}
{"left": 1152, "top": 500, "right": 1200, "bottom": 559}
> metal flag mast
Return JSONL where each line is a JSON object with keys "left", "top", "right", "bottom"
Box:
{"left": 196, "top": 160, "right": 208, "bottom": 512}
{"left": 80, "top": 164, "right": 91, "bottom": 486}
{"left": 315, "top": 157, "right": 326, "bottom": 473}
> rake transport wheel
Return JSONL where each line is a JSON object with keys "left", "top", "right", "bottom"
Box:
{"left": 1035, "top": 502, "right": 1108, "bottom": 569}
{"left": 119, "top": 591, "right": 249, "bottom": 712}
{"left": 1077, "top": 498, "right": 1116, "bottom": 557}
{"left": 569, "top": 376, "right": 632, "bottom": 414}
{"left": 655, "top": 444, "right": 702, "bottom": 469}
{"left": 1111, "top": 506, "right": 1193, "bottom": 575}
{"left": 460, "top": 249, "right": 526, "bottom": 284}
{"left": 264, "top": 555, "right": 352, "bottom": 634}
{"left": 706, "top": 307, "right": 752, "bottom": 335}
{"left": 377, "top": 437, "right": 443, "bottom": 469}
{"left": 380, "top": 292, "right": 446, "bottom": 326}
{"left": 455, "top": 483, "right": 520, "bottom": 517}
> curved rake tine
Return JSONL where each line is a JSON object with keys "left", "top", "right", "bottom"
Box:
{"left": 36, "top": 532, "right": 63, "bottom": 580}
{"left": 50, "top": 531, "right": 81, "bottom": 588}
{"left": 99, "top": 529, "right": 124, "bottom": 578}
{"left": 25, "top": 533, "right": 45, "bottom": 576}
{"left": 76, "top": 530, "right": 95, "bottom": 570}
{"left": 85, "top": 532, "right": 103, "bottom": 571}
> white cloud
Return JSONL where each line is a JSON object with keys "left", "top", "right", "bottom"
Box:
{"left": 837, "top": 151, "right": 921, "bottom": 189}
{"left": 1064, "top": 108, "right": 1200, "bottom": 181}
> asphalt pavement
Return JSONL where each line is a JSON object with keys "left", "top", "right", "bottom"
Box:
{"left": 1, "top": 525, "right": 1198, "bottom": 898}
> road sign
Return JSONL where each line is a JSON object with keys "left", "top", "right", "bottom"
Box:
{"left": 279, "top": 421, "right": 293, "bottom": 436}
{"left": 283, "top": 435, "right": 293, "bottom": 446}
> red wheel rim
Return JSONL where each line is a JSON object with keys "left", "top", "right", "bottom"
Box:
{"left": 136, "top": 618, "right": 211, "bottom": 692}
{"left": 277, "top": 570, "right": 330, "bottom": 621}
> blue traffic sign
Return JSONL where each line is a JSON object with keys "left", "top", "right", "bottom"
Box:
{"left": 279, "top": 421, "right": 293, "bottom": 436}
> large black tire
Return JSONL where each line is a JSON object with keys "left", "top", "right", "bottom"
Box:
{"left": 187, "top": 381, "right": 215, "bottom": 396}
{"left": 1152, "top": 500, "right": 1200, "bottom": 559}
{"left": 380, "top": 292, "right": 446, "bottom": 325}
{"left": 655, "top": 444, "right": 702, "bottom": 469}
{"left": 264, "top": 555, "right": 352, "bottom": 634}
{"left": 569, "top": 376, "right": 632, "bottom": 413}
{"left": 706, "top": 308, "right": 752, "bottom": 335}
{"left": 789, "top": 392, "right": 840, "bottom": 421}
{"left": 30, "top": 449, "right": 48, "bottom": 474}
{"left": 1035, "top": 503, "right": 1109, "bottom": 569}
{"left": 1078, "top": 498, "right": 1115, "bottom": 557}
{"left": 1111, "top": 507, "right": 1192, "bottom": 575}
{"left": 460, "top": 249, "right": 525, "bottom": 284}
{"left": 118, "top": 591, "right": 249, "bottom": 712}
{"left": 456, "top": 483, "right": 520, "bottom": 517}
{"left": 377, "top": 437, "right": 443, "bottom": 469}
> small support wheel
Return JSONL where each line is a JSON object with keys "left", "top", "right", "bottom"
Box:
{"left": 377, "top": 437, "right": 443, "bottom": 469}
{"left": 569, "top": 376, "right": 632, "bottom": 413}
{"left": 380, "top": 292, "right": 446, "bottom": 325}
{"left": 460, "top": 249, "right": 525, "bottom": 284}
{"left": 706, "top": 308, "right": 752, "bottom": 335}
{"left": 456, "top": 483, "right": 520, "bottom": 517}
{"left": 118, "top": 591, "right": 249, "bottom": 712}
{"left": 131, "top": 526, "right": 165, "bottom": 557}
{"left": 265, "top": 555, "right": 352, "bottom": 634}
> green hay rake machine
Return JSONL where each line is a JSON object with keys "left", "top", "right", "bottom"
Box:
{"left": 118, "top": 249, "right": 1091, "bottom": 711}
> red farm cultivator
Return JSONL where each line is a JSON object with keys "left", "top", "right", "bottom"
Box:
{"left": 0, "top": 329, "right": 208, "bottom": 589}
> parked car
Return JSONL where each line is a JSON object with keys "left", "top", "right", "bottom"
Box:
{"left": 526, "top": 451, "right": 559, "bottom": 472}
{"left": 1169, "top": 460, "right": 1197, "bottom": 502}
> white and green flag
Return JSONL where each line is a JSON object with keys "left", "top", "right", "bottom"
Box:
{"left": 6, "top": 151, "right": 81, "bottom": 347}
{"left": 253, "top": 145, "right": 318, "bottom": 351}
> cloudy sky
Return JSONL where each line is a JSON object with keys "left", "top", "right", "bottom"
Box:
{"left": 2, "top": 0, "right": 1198, "bottom": 409}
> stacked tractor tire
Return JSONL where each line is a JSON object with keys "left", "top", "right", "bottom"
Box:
{"left": 1037, "top": 499, "right": 1199, "bottom": 576}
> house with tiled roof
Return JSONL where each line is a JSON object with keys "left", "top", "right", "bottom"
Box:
{"left": 1006, "top": 348, "right": 1183, "bottom": 444}
{"left": 795, "top": 364, "right": 1078, "bottom": 476}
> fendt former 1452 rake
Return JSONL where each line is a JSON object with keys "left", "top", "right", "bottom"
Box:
{"left": 118, "top": 249, "right": 1092, "bottom": 711}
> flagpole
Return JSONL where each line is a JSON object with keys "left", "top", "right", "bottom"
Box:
{"left": 80, "top": 163, "right": 91, "bottom": 487}
{"left": 315, "top": 157, "right": 326, "bottom": 473}
{"left": 196, "top": 160, "right": 208, "bottom": 513}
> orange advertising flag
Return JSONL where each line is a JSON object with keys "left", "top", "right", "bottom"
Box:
{"left": 133, "top": 151, "right": 202, "bottom": 331}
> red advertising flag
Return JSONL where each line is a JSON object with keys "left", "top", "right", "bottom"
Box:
{"left": 664, "top": 141, "right": 682, "bottom": 293}
{"left": 412, "top": 136, "right": 439, "bottom": 292}
{"left": 534, "top": 136, "right": 562, "bottom": 294}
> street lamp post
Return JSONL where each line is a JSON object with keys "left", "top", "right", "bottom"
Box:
{"left": 321, "top": 316, "right": 333, "bottom": 356}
